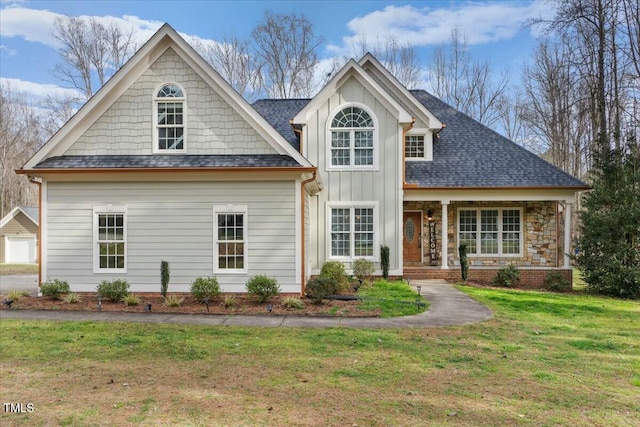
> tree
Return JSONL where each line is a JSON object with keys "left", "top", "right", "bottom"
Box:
{"left": 575, "top": 143, "right": 640, "bottom": 299}
{"left": 51, "top": 16, "right": 136, "bottom": 100}
{"left": 251, "top": 11, "right": 323, "bottom": 98}
{"left": 0, "top": 85, "right": 44, "bottom": 217}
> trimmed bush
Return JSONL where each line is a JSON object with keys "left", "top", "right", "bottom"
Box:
{"left": 223, "top": 295, "right": 237, "bottom": 308}
{"left": 353, "top": 259, "right": 375, "bottom": 283}
{"left": 40, "top": 279, "right": 70, "bottom": 300}
{"left": 544, "top": 271, "right": 571, "bottom": 292}
{"left": 381, "top": 245, "right": 390, "bottom": 279}
{"left": 282, "top": 296, "right": 305, "bottom": 309}
{"left": 162, "top": 295, "right": 184, "bottom": 307}
{"left": 319, "top": 261, "right": 349, "bottom": 293}
{"left": 160, "top": 260, "right": 170, "bottom": 297}
{"left": 190, "top": 277, "right": 220, "bottom": 302}
{"left": 97, "top": 279, "right": 130, "bottom": 302}
{"left": 63, "top": 293, "right": 82, "bottom": 304}
{"left": 492, "top": 265, "right": 520, "bottom": 288}
{"left": 459, "top": 243, "right": 469, "bottom": 282}
{"left": 305, "top": 277, "right": 338, "bottom": 304}
{"left": 246, "top": 275, "right": 280, "bottom": 303}
{"left": 123, "top": 293, "right": 141, "bottom": 306}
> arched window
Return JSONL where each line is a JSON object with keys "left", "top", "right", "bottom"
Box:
{"left": 329, "top": 106, "right": 376, "bottom": 168}
{"left": 154, "top": 83, "right": 185, "bottom": 152}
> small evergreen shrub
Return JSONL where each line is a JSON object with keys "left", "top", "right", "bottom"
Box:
{"left": 305, "top": 277, "right": 338, "bottom": 304}
{"left": 319, "top": 261, "right": 349, "bottom": 293}
{"left": 381, "top": 245, "right": 390, "bottom": 279}
{"left": 459, "top": 243, "right": 469, "bottom": 282}
{"left": 544, "top": 271, "right": 571, "bottom": 292}
{"left": 40, "top": 279, "right": 70, "bottom": 300}
{"left": 492, "top": 265, "right": 520, "bottom": 288}
{"left": 353, "top": 259, "right": 375, "bottom": 283}
{"left": 282, "top": 296, "right": 305, "bottom": 309}
{"left": 162, "top": 295, "right": 184, "bottom": 307}
{"left": 63, "top": 293, "right": 82, "bottom": 304}
{"left": 123, "top": 293, "right": 141, "bottom": 306}
{"left": 160, "top": 260, "right": 170, "bottom": 297}
{"left": 190, "top": 277, "right": 220, "bottom": 302}
{"left": 97, "top": 279, "right": 130, "bottom": 302}
{"left": 246, "top": 275, "right": 280, "bottom": 303}
{"left": 223, "top": 295, "right": 237, "bottom": 308}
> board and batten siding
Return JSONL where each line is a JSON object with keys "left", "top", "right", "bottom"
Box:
{"left": 45, "top": 181, "right": 298, "bottom": 293}
{"left": 64, "top": 48, "right": 278, "bottom": 157}
{"left": 305, "top": 76, "right": 402, "bottom": 274}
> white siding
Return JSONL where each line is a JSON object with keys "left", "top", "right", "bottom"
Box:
{"left": 306, "top": 76, "right": 402, "bottom": 273}
{"left": 64, "top": 48, "right": 278, "bottom": 156}
{"left": 45, "top": 181, "right": 299, "bottom": 293}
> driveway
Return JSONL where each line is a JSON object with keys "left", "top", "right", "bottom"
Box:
{"left": 0, "top": 274, "right": 39, "bottom": 296}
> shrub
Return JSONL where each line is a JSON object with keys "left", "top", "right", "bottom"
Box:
{"left": 282, "top": 296, "right": 305, "bottom": 309}
{"left": 97, "top": 279, "right": 130, "bottom": 302}
{"left": 162, "top": 295, "right": 184, "bottom": 307}
{"left": 381, "top": 245, "right": 390, "bottom": 279}
{"left": 123, "top": 293, "right": 141, "bottom": 306}
{"left": 160, "top": 260, "right": 170, "bottom": 297}
{"left": 492, "top": 265, "right": 520, "bottom": 288}
{"left": 459, "top": 243, "right": 469, "bottom": 282}
{"left": 223, "top": 295, "right": 237, "bottom": 308}
{"left": 40, "top": 279, "right": 70, "bottom": 300}
{"left": 319, "top": 261, "right": 349, "bottom": 293}
{"left": 190, "top": 277, "right": 220, "bottom": 302}
{"left": 305, "top": 277, "right": 338, "bottom": 304}
{"left": 63, "top": 293, "right": 82, "bottom": 304}
{"left": 544, "top": 271, "right": 571, "bottom": 292}
{"left": 353, "top": 259, "right": 375, "bottom": 283}
{"left": 246, "top": 275, "right": 280, "bottom": 303}
{"left": 6, "top": 289, "right": 28, "bottom": 301}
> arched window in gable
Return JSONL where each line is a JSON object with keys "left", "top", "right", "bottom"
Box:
{"left": 154, "top": 83, "right": 186, "bottom": 152}
{"left": 328, "top": 106, "right": 377, "bottom": 168}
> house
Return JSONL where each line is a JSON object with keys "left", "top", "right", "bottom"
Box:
{"left": 0, "top": 206, "right": 39, "bottom": 264}
{"left": 18, "top": 24, "right": 588, "bottom": 293}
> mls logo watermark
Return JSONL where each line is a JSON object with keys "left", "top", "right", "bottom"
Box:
{"left": 3, "top": 403, "right": 35, "bottom": 413}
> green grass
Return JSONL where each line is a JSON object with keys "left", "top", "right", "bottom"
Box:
{"left": 356, "top": 280, "right": 427, "bottom": 317}
{"left": 1, "top": 287, "right": 638, "bottom": 426}
{"left": 0, "top": 263, "right": 38, "bottom": 275}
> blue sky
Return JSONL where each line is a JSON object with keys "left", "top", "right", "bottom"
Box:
{"left": 0, "top": 0, "right": 553, "bottom": 102}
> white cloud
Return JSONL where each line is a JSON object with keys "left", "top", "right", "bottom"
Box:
{"left": 0, "top": 44, "right": 17, "bottom": 55}
{"left": 0, "top": 77, "right": 82, "bottom": 100}
{"left": 328, "top": 0, "right": 555, "bottom": 55}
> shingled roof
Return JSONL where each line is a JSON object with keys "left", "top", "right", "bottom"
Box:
{"left": 252, "top": 92, "right": 588, "bottom": 189}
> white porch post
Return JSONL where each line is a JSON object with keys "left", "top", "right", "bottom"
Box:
{"left": 441, "top": 200, "right": 449, "bottom": 269}
{"left": 564, "top": 202, "right": 573, "bottom": 268}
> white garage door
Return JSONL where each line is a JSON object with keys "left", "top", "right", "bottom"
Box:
{"left": 6, "top": 236, "right": 36, "bottom": 263}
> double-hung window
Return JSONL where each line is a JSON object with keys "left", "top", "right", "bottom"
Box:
{"left": 154, "top": 83, "right": 185, "bottom": 152}
{"left": 329, "top": 203, "right": 377, "bottom": 259}
{"left": 458, "top": 208, "right": 522, "bottom": 256}
{"left": 93, "top": 206, "right": 127, "bottom": 273}
{"left": 329, "top": 106, "right": 376, "bottom": 168}
{"left": 214, "top": 205, "right": 248, "bottom": 273}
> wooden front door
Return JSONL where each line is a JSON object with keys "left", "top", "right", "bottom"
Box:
{"left": 403, "top": 212, "right": 422, "bottom": 263}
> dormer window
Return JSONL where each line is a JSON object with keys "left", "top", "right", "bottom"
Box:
{"left": 405, "top": 129, "right": 433, "bottom": 161}
{"left": 154, "top": 83, "right": 185, "bottom": 152}
{"left": 328, "top": 105, "right": 377, "bottom": 169}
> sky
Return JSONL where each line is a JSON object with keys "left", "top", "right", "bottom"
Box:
{"left": 0, "top": 0, "right": 556, "bottom": 104}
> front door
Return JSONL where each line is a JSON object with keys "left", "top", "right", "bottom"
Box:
{"left": 403, "top": 212, "right": 422, "bottom": 263}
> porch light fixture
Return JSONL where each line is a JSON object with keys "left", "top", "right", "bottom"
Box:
{"left": 427, "top": 209, "right": 433, "bottom": 220}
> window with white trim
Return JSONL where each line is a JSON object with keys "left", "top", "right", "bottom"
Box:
{"left": 154, "top": 83, "right": 185, "bottom": 152}
{"left": 329, "top": 204, "right": 377, "bottom": 259}
{"left": 93, "top": 206, "right": 126, "bottom": 272}
{"left": 405, "top": 135, "right": 425, "bottom": 158}
{"left": 329, "top": 106, "right": 376, "bottom": 168}
{"left": 458, "top": 208, "right": 522, "bottom": 256}
{"left": 214, "top": 205, "right": 247, "bottom": 273}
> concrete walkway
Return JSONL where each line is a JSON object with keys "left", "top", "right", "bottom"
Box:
{"left": 0, "top": 280, "right": 492, "bottom": 329}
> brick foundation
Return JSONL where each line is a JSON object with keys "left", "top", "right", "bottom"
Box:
{"left": 402, "top": 267, "right": 573, "bottom": 289}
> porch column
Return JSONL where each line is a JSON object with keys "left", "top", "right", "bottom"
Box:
{"left": 441, "top": 200, "right": 449, "bottom": 269}
{"left": 563, "top": 202, "right": 573, "bottom": 268}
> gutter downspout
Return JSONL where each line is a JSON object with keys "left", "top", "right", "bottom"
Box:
{"left": 402, "top": 119, "right": 416, "bottom": 185}
{"left": 28, "top": 176, "right": 42, "bottom": 288}
{"left": 300, "top": 171, "right": 316, "bottom": 296}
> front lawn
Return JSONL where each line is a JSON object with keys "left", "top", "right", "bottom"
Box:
{"left": 356, "top": 280, "right": 427, "bottom": 317}
{"left": 1, "top": 287, "right": 638, "bottom": 426}
{"left": 0, "top": 263, "right": 38, "bottom": 275}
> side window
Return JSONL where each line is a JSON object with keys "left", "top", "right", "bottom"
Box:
{"left": 154, "top": 83, "right": 185, "bottom": 152}
{"left": 213, "top": 205, "right": 248, "bottom": 274}
{"left": 328, "top": 106, "right": 376, "bottom": 169}
{"left": 93, "top": 206, "right": 127, "bottom": 273}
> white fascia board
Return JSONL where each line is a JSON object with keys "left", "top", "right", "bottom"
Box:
{"left": 358, "top": 53, "right": 443, "bottom": 130}
{"left": 0, "top": 206, "right": 38, "bottom": 229}
{"left": 292, "top": 59, "right": 412, "bottom": 125}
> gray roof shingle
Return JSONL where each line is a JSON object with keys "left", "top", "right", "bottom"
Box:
{"left": 19, "top": 206, "right": 39, "bottom": 224}
{"left": 252, "top": 99, "right": 309, "bottom": 151}
{"left": 35, "top": 154, "right": 303, "bottom": 169}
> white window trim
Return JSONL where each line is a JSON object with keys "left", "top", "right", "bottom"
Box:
{"left": 152, "top": 82, "right": 187, "bottom": 154}
{"left": 326, "top": 103, "right": 379, "bottom": 171}
{"left": 93, "top": 205, "right": 127, "bottom": 273}
{"left": 457, "top": 207, "right": 523, "bottom": 257}
{"left": 213, "top": 204, "right": 248, "bottom": 275}
{"left": 326, "top": 201, "right": 379, "bottom": 261}
{"left": 405, "top": 128, "right": 432, "bottom": 161}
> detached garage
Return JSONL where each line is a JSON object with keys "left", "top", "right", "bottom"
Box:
{"left": 0, "top": 206, "right": 39, "bottom": 264}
